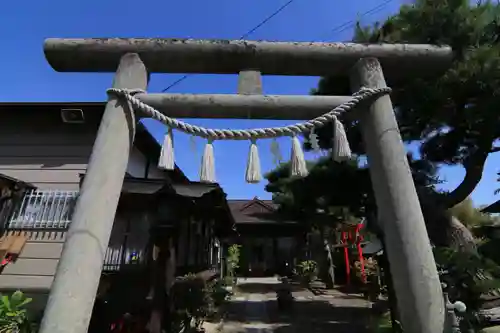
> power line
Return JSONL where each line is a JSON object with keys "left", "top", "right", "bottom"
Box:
{"left": 161, "top": 0, "right": 295, "bottom": 92}
{"left": 161, "top": 0, "right": 396, "bottom": 92}
{"left": 321, "top": 0, "right": 395, "bottom": 40}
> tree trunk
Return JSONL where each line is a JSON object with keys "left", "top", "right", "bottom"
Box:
{"left": 319, "top": 227, "right": 335, "bottom": 289}
{"left": 441, "top": 151, "right": 489, "bottom": 210}
{"left": 447, "top": 216, "right": 477, "bottom": 253}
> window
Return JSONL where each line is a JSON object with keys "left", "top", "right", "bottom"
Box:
{"left": 7, "top": 190, "right": 78, "bottom": 230}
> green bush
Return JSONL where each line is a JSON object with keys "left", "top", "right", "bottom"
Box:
{"left": 371, "top": 311, "right": 402, "bottom": 333}
{"left": 226, "top": 244, "right": 241, "bottom": 284}
{"left": 207, "top": 279, "right": 231, "bottom": 309}
{"left": 170, "top": 274, "right": 212, "bottom": 332}
{"left": 0, "top": 291, "right": 37, "bottom": 333}
{"left": 434, "top": 247, "right": 500, "bottom": 312}
{"left": 170, "top": 275, "right": 231, "bottom": 332}
{"left": 294, "top": 260, "right": 318, "bottom": 286}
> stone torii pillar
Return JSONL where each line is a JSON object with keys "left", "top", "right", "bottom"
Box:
{"left": 351, "top": 58, "right": 444, "bottom": 333}
{"left": 42, "top": 38, "right": 453, "bottom": 333}
{"left": 38, "top": 53, "right": 148, "bottom": 333}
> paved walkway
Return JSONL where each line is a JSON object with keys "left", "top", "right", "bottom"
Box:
{"left": 207, "top": 277, "right": 372, "bottom": 333}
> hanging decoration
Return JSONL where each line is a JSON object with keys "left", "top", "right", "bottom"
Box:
{"left": 332, "top": 116, "right": 352, "bottom": 162}
{"left": 158, "top": 127, "right": 174, "bottom": 170}
{"left": 200, "top": 139, "right": 216, "bottom": 183}
{"left": 245, "top": 139, "right": 261, "bottom": 184}
{"left": 290, "top": 136, "right": 308, "bottom": 177}
{"left": 309, "top": 129, "right": 321, "bottom": 152}
{"left": 270, "top": 139, "right": 283, "bottom": 166}
{"left": 107, "top": 87, "right": 391, "bottom": 184}
{"left": 189, "top": 135, "right": 197, "bottom": 154}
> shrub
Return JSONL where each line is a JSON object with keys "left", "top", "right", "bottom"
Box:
{"left": 170, "top": 274, "right": 212, "bottom": 331}
{"left": 207, "top": 279, "right": 231, "bottom": 309}
{"left": 170, "top": 275, "right": 231, "bottom": 332}
{"left": 434, "top": 247, "right": 500, "bottom": 312}
{"left": 294, "top": 260, "right": 318, "bottom": 286}
{"left": 0, "top": 291, "right": 36, "bottom": 333}
{"left": 226, "top": 245, "right": 241, "bottom": 284}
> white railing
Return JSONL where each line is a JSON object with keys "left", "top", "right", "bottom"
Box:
{"left": 5, "top": 189, "right": 148, "bottom": 271}
{"left": 103, "top": 246, "right": 146, "bottom": 271}
{"left": 7, "top": 189, "right": 78, "bottom": 230}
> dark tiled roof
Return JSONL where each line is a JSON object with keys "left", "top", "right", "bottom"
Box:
{"left": 227, "top": 197, "right": 294, "bottom": 224}
{"left": 482, "top": 200, "right": 500, "bottom": 214}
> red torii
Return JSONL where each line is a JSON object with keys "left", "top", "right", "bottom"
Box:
{"left": 341, "top": 222, "right": 366, "bottom": 285}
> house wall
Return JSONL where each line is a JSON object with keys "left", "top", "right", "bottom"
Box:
{"left": 0, "top": 211, "right": 154, "bottom": 314}
{"left": 0, "top": 110, "right": 166, "bottom": 313}
{"left": 0, "top": 111, "right": 165, "bottom": 188}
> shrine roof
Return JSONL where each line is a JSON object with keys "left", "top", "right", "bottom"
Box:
{"left": 227, "top": 197, "right": 296, "bottom": 225}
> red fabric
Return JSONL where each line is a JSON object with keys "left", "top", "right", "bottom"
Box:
{"left": 1, "top": 255, "right": 13, "bottom": 267}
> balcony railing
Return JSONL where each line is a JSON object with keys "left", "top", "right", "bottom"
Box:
{"left": 5, "top": 189, "right": 147, "bottom": 271}
{"left": 103, "top": 246, "right": 147, "bottom": 272}
{"left": 7, "top": 189, "right": 78, "bottom": 230}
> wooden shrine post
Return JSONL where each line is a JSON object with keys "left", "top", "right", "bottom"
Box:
{"left": 350, "top": 58, "right": 444, "bottom": 332}
{"left": 42, "top": 38, "right": 453, "bottom": 333}
{"left": 38, "top": 53, "right": 148, "bottom": 333}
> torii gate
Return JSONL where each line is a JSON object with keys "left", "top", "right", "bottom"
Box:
{"left": 39, "top": 38, "right": 452, "bottom": 333}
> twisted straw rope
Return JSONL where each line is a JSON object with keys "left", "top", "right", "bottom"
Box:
{"left": 107, "top": 87, "right": 391, "bottom": 140}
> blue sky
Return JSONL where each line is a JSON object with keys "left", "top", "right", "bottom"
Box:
{"left": 1, "top": 0, "right": 498, "bottom": 206}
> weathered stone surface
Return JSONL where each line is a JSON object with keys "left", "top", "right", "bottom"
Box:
{"left": 44, "top": 38, "right": 453, "bottom": 77}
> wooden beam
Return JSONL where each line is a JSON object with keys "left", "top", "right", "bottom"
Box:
{"left": 135, "top": 93, "right": 352, "bottom": 120}
{"left": 38, "top": 53, "right": 148, "bottom": 333}
{"left": 44, "top": 38, "right": 453, "bottom": 77}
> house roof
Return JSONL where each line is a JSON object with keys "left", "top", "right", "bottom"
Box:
{"left": 482, "top": 200, "right": 500, "bottom": 214}
{"left": 0, "top": 173, "right": 36, "bottom": 191}
{"left": 0, "top": 102, "right": 188, "bottom": 183}
{"left": 227, "top": 197, "right": 295, "bottom": 224}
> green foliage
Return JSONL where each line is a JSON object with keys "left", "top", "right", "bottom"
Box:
{"left": 449, "top": 198, "right": 499, "bottom": 229}
{"left": 478, "top": 239, "right": 500, "bottom": 265}
{"left": 294, "top": 260, "right": 319, "bottom": 286}
{"left": 226, "top": 244, "right": 241, "bottom": 283}
{"left": 314, "top": 0, "right": 500, "bottom": 206}
{"left": 434, "top": 247, "right": 500, "bottom": 311}
{"left": 371, "top": 311, "right": 402, "bottom": 333}
{"left": 0, "top": 291, "right": 36, "bottom": 333}
{"left": 206, "top": 279, "right": 231, "bottom": 310}
{"left": 170, "top": 274, "right": 213, "bottom": 332}
{"left": 265, "top": 154, "right": 441, "bottom": 237}
{"left": 354, "top": 257, "right": 379, "bottom": 281}
{"left": 170, "top": 275, "right": 232, "bottom": 332}
{"left": 265, "top": 157, "right": 371, "bottom": 230}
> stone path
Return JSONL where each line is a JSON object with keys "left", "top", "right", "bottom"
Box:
{"left": 205, "top": 277, "right": 372, "bottom": 333}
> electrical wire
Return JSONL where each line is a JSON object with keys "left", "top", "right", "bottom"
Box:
{"left": 161, "top": 0, "right": 296, "bottom": 92}
{"left": 321, "top": 0, "right": 395, "bottom": 40}
{"left": 161, "top": 0, "right": 396, "bottom": 92}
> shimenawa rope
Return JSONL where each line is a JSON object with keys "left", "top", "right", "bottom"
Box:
{"left": 107, "top": 87, "right": 391, "bottom": 183}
